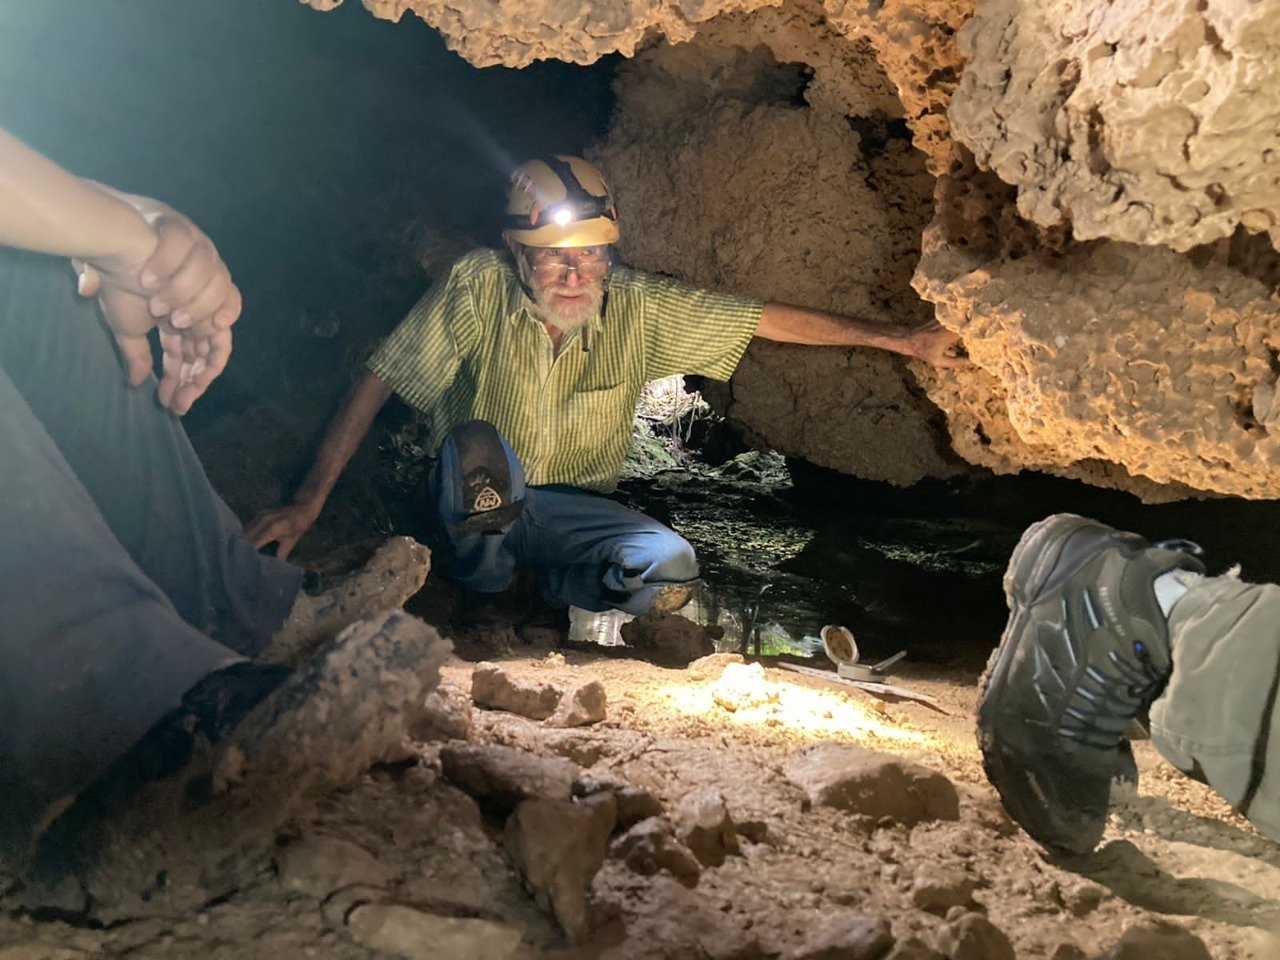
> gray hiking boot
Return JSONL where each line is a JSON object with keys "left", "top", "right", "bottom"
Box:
{"left": 22, "top": 610, "right": 450, "bottom": 920}
{"left": 977, "top": 513, "right": 1204, "bottom": 855}
{"left": 262, "top": 536, "right": 431, "bottom": 668}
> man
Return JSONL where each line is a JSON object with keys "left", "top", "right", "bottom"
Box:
{"left": 249, "top": 155, "right": 963, "bottom": 617}
{"left": 0, "top": 128, "right": 436, "bottom": 913}
{"left": 979, "top": 513, "right": 1279, "bottom": 852}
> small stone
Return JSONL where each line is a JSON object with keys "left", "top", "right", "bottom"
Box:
{"left": 609, "top": 816, "right": 703, "bottom": 887}
{"left": 1049, "top": 944, "right": 1088, "bottom": 960}
{"left": 671, "top": 788, "right": 740, "bottom": 868}
{"left": 573, "top": 774, "right": 663, "bottom": 830}
{"left": 620, "top": 613, "right": 716, "bottom": 666}
{"left": 1097, "top": 921, "right": 1213, "bottom": 960}
{"left": 949, "top": 913, "right": 1013, "bottom": 960}
{"left": 737, "top": 819, "right": 772, "bottom": 845}
{"left": 275, "top": 835, "right": 393, "bottom": 897}
{"left": 783, "top": 743, "right": 959, "bottom": 827}
{"left": 503, "top": 793, "right": 617, "bottom": 941}
{"left": 545, "top": 680, "right": 607, "bottom": 728}
{"left": 909, "top": 865, "right": 978, "bottom": 914}
{"left": 439, "top": 743, "right": 577, "bottom": 813}
{"left": 687, "top": 652, "right": 745, "bottom": 681}
{"left": 471, "top": 662, "right": 561, "bottom": 720}
{"left": 409, "top": 683, "right": 473, "bottom": 742}
{"left": 883, "top": 939, "right": 945, "bottom": 960}
{"left": 1060, "top": 879, "right": 1106, "bottom": 917}
{"left": 712, "top": 662, "right": 780, "bottom": 712}
{"left": 346, "top": 903, "right": 522, "bottom": 960}
{"left": 784, "top": 914, "right": 894, "bottom": 960}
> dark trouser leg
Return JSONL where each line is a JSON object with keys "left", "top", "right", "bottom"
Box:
{"left": 0, "top": 365, "right": 240, "bottom": 862}
{"left": 426, "top": 421, "right": 698, "bottom": 614}
{"left": 0, "top": 251, "right": 301, "bottom": 655}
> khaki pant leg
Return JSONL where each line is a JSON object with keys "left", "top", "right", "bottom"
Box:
{"left": 1148, "top": 576, "right": 1280, "bottom": 840}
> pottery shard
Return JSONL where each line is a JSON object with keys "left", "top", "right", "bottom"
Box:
{"left": 470, "top": 662, "right": 561, "bottom": 720}
{"left": 1097, "top": 921, "right": 1213, "bottom": 960}
{"left": 409, "top": 682, "right": 473, "bottom": 742}
{"left": 671, "top": 788, "right": 740, "bottom": 868}
{"left": 909, "top": 865, "right": 978, "bottom": 915}
{"left": 573, "top": 773, "right": 663, "bottom": 830}
{"left": 546, "top": 680, "right": 607, "bottom": 728}
{"left": 784, "top": 914, "right": 895, "bottom": 960}
{"left": 346, "top": 902, "right": 522, "bottom": 960}
{"left": 275, "top": 835, "right": 393, "bottom": 897}
{"left": 503, "top": 793, "right": 617, "bottom": 942}
{"left": 784, "top": 743, "right": 959, "bottom": 827}
{"left": 439, "top": 743, "right": 577, "bottom": 813}
{"left": 620, "top": 613, "right": 716, "bottom": 666}
{"left": 609, "top": 816, "right": 703, "bottom": 888}
{"left": 949, "top": 914, "right": 1013, "bottom": 960}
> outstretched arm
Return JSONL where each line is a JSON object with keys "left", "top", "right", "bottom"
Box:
{"left": 755, "top": 301, "right": 966, "bottom": 368}
{"left": 245, "top": 370, "right": 394, "bottom": 560}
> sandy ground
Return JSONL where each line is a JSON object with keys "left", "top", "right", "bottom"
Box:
{"left": 3, "top": 639, "right": 1276, "bottom": 960}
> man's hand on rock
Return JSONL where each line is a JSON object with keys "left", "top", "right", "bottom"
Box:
{"left": 76, "top": 205, "right": 241, "bottom": 415}
{"left": 906, "top": 322, "right": 967, "bottom": 369}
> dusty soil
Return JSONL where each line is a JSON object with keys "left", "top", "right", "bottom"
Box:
{"left": 4, "top": 638, "right": 1276, "bottom": 960}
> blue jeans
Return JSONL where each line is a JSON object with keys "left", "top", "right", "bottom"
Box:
{"left": 429, "top": 423, "right": 699, "bottom": 615}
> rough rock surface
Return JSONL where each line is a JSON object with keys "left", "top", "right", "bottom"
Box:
{"left": 409, "top": 682, "right": 473, "bottom": 742}
{"left": 620, "top": 613, "right": 717, "bottom": 667}
{"left": 950, "top": 0, "right": 1280, "bottom": 253}
{"left": 944, "top": 912, "right": 1015, "bottom": 960}
{"left": 471, "top": 662, "right": 561, "bottom": 721}
{"left": 574, "top": 773, "right": 665, "bottom": 830}
{"left": 909, "top": 865, "right": 978, "bottom": 915}
{"left": 345, "top": 902, "right": 523, "bottom": 960}
{"left": 712, "top": 661, "right": 780, "bottom": 713}
{"left": 784, "top": 914, "right": 895, "bottom": 960}
{"left": 610, "top": 817, "right": 705, "bottom": 888}
{"left": 784, "top": 742, "right": 960, "bottom": 826}
{"left": 439, "top": 743, "right": 577, "bottom": 812}
{"left": 546, "top": 680, "right": 608, "bottom": 728}
{"left": 670, "top": 788, "right": 740, "bottom": 868}
{"left": 274, "top": 835, "right": 393, "bottom": 897}
{"left": 1097, "top": 920, "right": 1214, "bottom": 960}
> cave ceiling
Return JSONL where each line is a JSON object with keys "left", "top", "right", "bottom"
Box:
{"left": 304, "top": 0, "right": 1280, "bottom": 501}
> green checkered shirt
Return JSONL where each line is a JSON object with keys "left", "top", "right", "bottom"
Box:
{"left": 367, "top": 249, "right": 762, "bottom": 493}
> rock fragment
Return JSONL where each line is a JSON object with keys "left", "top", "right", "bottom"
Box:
{"left": 783, "top": 914, "right": 894, "bottom": 960}
{"left": 345, "top": 902, "right": 522, "bottom": 960}
{"left": 784, "top": 743, "right": 959, "bottom": 826}
{"left": 573, "top": 773, "right": 663, "bottom": 830}
{"left": 471, "top": 662, "right": 561, "bottom": 720}
{"left": 909, "top": 865, "right": 978, "bottom": 914}
{"left": 621, "top": 614, "right": 717, "bottom": 666}
{"left": 274, "top": 835, "right": 393, "bottom": 897}
{"left": 1049, "top": 944, "right": 1087, "bottom": 960}
{"left": 503, "top": 793, "right": 617, "bottom": 940}
{"left": 546, "top": 680, "right": 607, "bottom": 728}
{"left": 1097, "top": 921, "right": 1213, "bottom": 960}
{"left": 1059, "top": 878, "right": 1106, "bottom": 918}
{"left": 409, "top": 682, "right": 472, "bottom": 742}
{"left": 439, "top": 743, "right": 576, "bottom": 813}
{"left": 671, "top": 788, "right": 740, "bottom": 868}
{"left": 687, "top": 652, "right": 744, "bottom": 681}
{"left": 948, "top": 913, "right": 1013, "bottom": 960}
{"left": 884, "top": 939, "right": 944, "bottom": 960}
{"left": 609, "top": 816, "right": 703, "bottom": 887}
{"left": 712, "top": 661, "right": 779, "bottom": 712}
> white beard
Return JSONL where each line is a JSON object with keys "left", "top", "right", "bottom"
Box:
{"left": 530, "top": 279, "right": 605, "bottom": 334}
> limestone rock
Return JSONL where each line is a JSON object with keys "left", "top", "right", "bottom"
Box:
{"left": 700, "top": 928, "right": 772, "bottom": 960}
{"left": 670, "top": 788, "right": 740, "bottom": 868}
{"left": 346, "top": 902, "right": 522, "bottom": 960}
{"left": 275, "top": 835, "right": 393, "bottom": 897}
{"left": 573, "top": 773, "right": 664, "bottom": 830}
{"left": 609, "top": 816, "right": 704, "bottom": 888}
{"left": 949, "top": 913, "right": 1013, "bottom": 960}
{"left": 621, "top": 613, "right": 717, "bottom": 667}
{"left": 909, "top": 865, "right": 978, "bottom": 914}
{"left": 439, "top": 743, "right": 577, "bottom": 813}
{"left": 545, "top": 680, "right": 607, "bottom": 728}
{"left": 504, "top": 793, "right": 618, "bottom": 941}
{"left": 784, "top": 914, "right": 895, "bottom": 960}
{"left": 1097, "top": 921, "right": 1213, "bottom": 960}
{"left": 884, "top": 939, "right": 945, "bottom": 960}
{"left": 712, "top": 662, "right": 780, "bottom": 713}
{"left": 409, "top": 682, "right": 472, "bottom": 742}
{"left": 471, "top": 662, "right": 561, "bottom": 720}
{"left": 687, "top": 652, "right": 745, "bottom": 682}
{"left": 950, "top": 0, "right": 1280, "bottom": 253}
{"left": 783, "top": 743, "right": 960, "bottom": 826}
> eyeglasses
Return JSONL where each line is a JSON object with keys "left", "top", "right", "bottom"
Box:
{"left": 526, "top": 246, "right": 611, "bottom": 283}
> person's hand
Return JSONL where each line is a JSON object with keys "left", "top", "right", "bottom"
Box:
{"left": 77, "top": 204, "right": 241, "bottom": 414}
{"left": 905, "top": 322, "right": 968, "bottom": 368}
{"left": 245, "top": 500, "right": 324, "bottom": 560}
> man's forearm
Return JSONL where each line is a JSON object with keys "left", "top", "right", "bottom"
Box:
{"left": 0, "top": 129, "right": 155, "bottom": 261}
{"left": 294, "top": 370, "right": 393, "bottom": 505}
{"left": 754, "top": 302, "right": 914, "bottom": 354}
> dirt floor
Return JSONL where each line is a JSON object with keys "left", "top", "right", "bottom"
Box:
{"left": 4, "top": 628, "right": 1277, "bottom": 960}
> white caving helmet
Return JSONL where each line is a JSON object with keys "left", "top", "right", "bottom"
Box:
{"left": 502, "top": 155, "right": 620, "bottom": 249}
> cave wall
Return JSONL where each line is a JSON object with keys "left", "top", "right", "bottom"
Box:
{"left": 310, "top": 0, "right": 1280, "bottom": 501}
